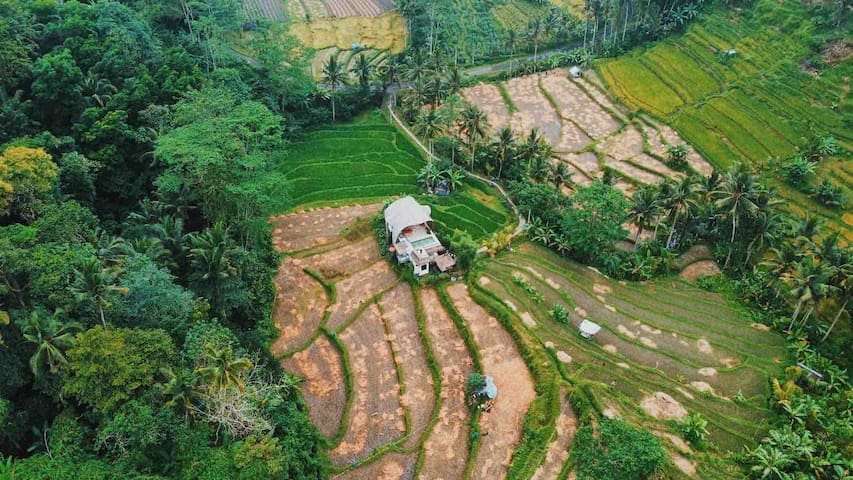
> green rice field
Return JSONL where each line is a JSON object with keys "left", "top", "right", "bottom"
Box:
{"left": 270, "top": 111, "right": 511, "bottom": 240}
{"left": 477, "top": 243, "right": 788, "bottom": 464}
{"left": 597, "top": 0, "right": 852, "bottom": 238}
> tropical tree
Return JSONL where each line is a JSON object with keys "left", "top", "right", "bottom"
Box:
{"left": 188, "top": 223, "right": 239, "bottom": 314}
{"left": 72, "top": 257, "right": 127, "bottom": 327}
{"left": 460, "top": 106, "right": 489, "bottom": 170}
{"left": 18, "top": 309, "right": 82, "bottom": 377}
{"left": 529, "top": 156, "right": 551, "bottom": 182}
{"left": 785, "top": 258, "right": 837, "bottom": 331}
{"left": 194, "top": 343, "right": 253, "bottom": 392}
{"left": 416, "top": 109, "right": 444, "bottom": 156}
{"left": 659, "top": 177, "right": 697, "bottom": 249}
{"left": 714, "top": 164, "right": 763, "bottom": 266}
{"left": 351, "top": 53, "right": 372, "bottom": 90}
{"left": 447, "top": 168, "right": 466, "bottom": 192}
{"left": 322, "top": 55, "right": 347, "bottom": 121}
{"left": 628, "top": 186, "right": 660, "bottom": 249}
{"left": 492, "top": 127, "right": 516, "bottom": 178}
{"left": 158, "top": 366, "right": 200, "bottom": 419}
{"left": 746, "top": 445, "right": 795, "bottom": 480}
{"left": 549, "top": 161, "right": 572, "bottom": 189}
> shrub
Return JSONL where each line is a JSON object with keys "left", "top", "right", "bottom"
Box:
{"left": 678, "top": 412, "right": 710, "bottom": 446}
{"left": 573, "top": 418, "right": 667, "bottom": 480}
{"left": 551, "top": 303, "right": 570, "bottom": 324}
{"left": 665, "top": 143, "right": 691, "bottom": 170}
{"left": 811, "top": 179, "right": 847, "bottom": 208}
{"left": 449, "top": 229, "right": 479, "bottom": 271}
{"left": 780, "top": 156, "right": 816, "bottom": 188}
{"left": 464, "top": 372, "right": 487, "bottom": 409}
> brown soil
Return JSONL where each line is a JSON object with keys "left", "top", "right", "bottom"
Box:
{"left": 335, "top": 452, "right": 417, "bottom": 480}
{"left": 379, "top": 284, "right": 436, "bottom": 448}
{"left": 270, "top": 204, "right": 382, "bottom": 252}
{"left": 463, "top": 83, "right": 512, "bottom": 133}
{"left": 270, "top": 257, "right": 328, "bottom": 355}
{"left": 326, "top": 260, "right": 398, "bottom": 331}
{"left": 679, "top": 260, "right": 722, "bottom": 281}
{"left": 331, "top": 304, "right": 406, "bottom": 466}
{"left": 607, "top": 157, "right": 665, "bottom": 184}
{"left": 280, "top": 335, "right": 346, "bottom": 439}
{"left": 640, "top": 391, "right": 688, "bottom": 420}
{"left": 539, "top": 72, "right": 619, "bottom": 139}
{"left": 446, "top": 284, "right": 535, "bottom": 479}
{"left": 593, "top": 283, "right": 612, "bottom": 295}
{"left": 304, "top": 236, "right": 381, "bottom": 280}
{"left": 503, "top": 75, "right": 563, "bottom": 145}
{"left": 418, "top": 288, "right": 474, "bottom": 480}
{"left": 562, "top": 152, "right": 601, "bottom": 180}
{"left": 672, "top": 452, "right": 697, "bottom": 477}
{"left": 530, "top": 387, "right": 577, "bottom": 480}
{"left": 601, "top": 126, "right": 644, "bottom": 161}
{"left": 676, "top": 244, "right": 714, "bottom": 268}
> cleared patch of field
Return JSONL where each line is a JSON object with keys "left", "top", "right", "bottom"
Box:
{"left": 380, "top": 284, "right": 436, "bottom": 448}
{"left": 337, "top": 452, "right": 417, "bottom": 480}
{"left": 270, "top": 203, "right": 381, "bottom": 252}
{"left": 464, "top": 69, "right": 713, "bottom": 190}
{"left": 281, "top": 335, "right": 347, "bottom": 439}
{"left": 303, "top": 236, "right": 381, "bottom": 279}
{"left": 479, "top": 242, "right": 788, "bottom": 453}
{"left": 597, "top": 0, "right": 852, "bottom": 235}
{"left": 290, "top": 13, "right": 407, "bottom": 52}
{"left": 418, "top": 288, "right": 474, "bottom": 480}
{"left": 332, "top": 303, "right": 406, "bottom": 466}
{"left": 446, "top": 283, "right": 536, "bottom": 479}
{"left": 504, "top": 75, "right": 562, "bottom": 145}
{"left": 270, "top": 257, "right": 328, "bottom": 354}
{"left": 326, "top": 260, "right": 398, "bottom": 331}
{"left": 463, "top": 83, "right": 513, "bottom": 133}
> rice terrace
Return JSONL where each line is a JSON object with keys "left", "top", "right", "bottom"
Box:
{"left": 0, "top": 0, "right": 849, "bottom": 479}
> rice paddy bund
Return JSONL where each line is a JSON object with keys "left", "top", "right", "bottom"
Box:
{"left": 597, "top": 0, "right": 852, "bottom": 237}
{"left": 268, "top": 196, "right": 786, "bottom": 479}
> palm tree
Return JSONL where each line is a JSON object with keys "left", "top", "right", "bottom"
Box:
{"left": 549, "top": 162, "right": 572, "bottom": 189}
{"left": 492, "top": 127, "right": 516, "bottom": 179}
{"left": 628, "top": 187, "right": 660, "bottom": 249}
{"left": 528, "top": 156, "right": 551, "bottom": 182}
{"left": 159, "top": 366, "right": 200, "bottom": 419}
{"left": 822, "top": 252, "right": 851, "bottom": 342}
{"left": 517, "top": 128, "right": 546, "bottom": 163}
{"left": 188, "top": 223, "right": 238, "bottom": 315}
{"left": 460, "top": 106, "right": 489, "bottom": 170}
{"left": 351, "top": 54, "right": 372, "bottom": 90}
{"left": 72, "top": 257, "right": 127, "bottom": 327}
{"left": 714, "top": 164, "right": 762, "bottom": 267}
{"left": 447, "top": 168, "right": 466, "bottom": 192}
{"left": 526, "top": 17, "right": 546, "bottom": 68}
{"left": 745, "top": 210, "right": 785, "bottom": 267}
{"left": 446, "top": 66, "right": 463, "bottom": 95}
{"left": 18, "top": 309, "right": 82, "bottom": 377}
{"left": 660, "top": 177, "right": 698, "bottom": 249}
{"left": 785, "top": 258, "right": 837, "bottom": 331}
{"left": 379, "top": 57, "right": 403, "bottom": 89}
{"left": 415, "top": 109, "right": 443, "bottom": 157}
{"left": 322, "top": 55, "right": 347, "bottom": 121}
{"left": 747, "top": 445, "right": 794, "bottom": 480}
{"left": 194, "top": 344, "right": 253, "bottom": 392}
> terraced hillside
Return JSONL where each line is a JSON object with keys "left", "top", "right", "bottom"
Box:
{"left": 463, "top": 69, "right": 713, "bottom": 197}
{"left": 269, "top": 111, "right": 511, "bottom": 240}
{"left": 597, "top": 0, "right": 852, "bottom": 237}
{"left": 476, "top": 242, "right": 788, "bottom": 476}
{"left": 268, "top": 199, "right": 786, "bottom": 479}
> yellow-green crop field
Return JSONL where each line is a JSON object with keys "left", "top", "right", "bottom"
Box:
{"left": 598, "top": 0, "right": 852, "bottom": 239}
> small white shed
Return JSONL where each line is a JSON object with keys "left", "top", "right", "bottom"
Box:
{"left": 569, "top": 66, "right": 583, "bottom": 78}
{"left": 579, "top": 319, "right": 602, "bottom": 339}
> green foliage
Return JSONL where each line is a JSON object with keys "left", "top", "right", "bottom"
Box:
{"left": 573, "top": 418, "right": 667, "bottom": 480}
{"left": 781, "top": 156, "right": 816, "bottom": 189}
{"left": 0, "top": 146, "right": 59, "bottom": 219}
{"left": 63, "top": 327, "right": 176, "bottom": 416}
{"left": 678, "top": 412, "right": 710, "bottom": 446}
{"left": 550, "top": 303, "right": 570, "bottom": 324}
{"left": 561, "top": 182, "right": 629, "bottom": 261}
{"left": 183, "top": 320, "right": 242, "bottom": 365}
{"left": 449, "top": 229, "right": 479, "bottom": 271}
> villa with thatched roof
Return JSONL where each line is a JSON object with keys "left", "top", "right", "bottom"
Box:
{"left": 385, "top": 196, "right": 456, "bottom": 276}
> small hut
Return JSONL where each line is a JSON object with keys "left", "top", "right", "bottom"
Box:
{"left": 579, "top": 319, "right": 602, "bottom": 339}
{"left": 569, "top": 66, "right": 583, "bottom": 78}
{"left": 478, "top": 376, "right": 498, "bottom": 400}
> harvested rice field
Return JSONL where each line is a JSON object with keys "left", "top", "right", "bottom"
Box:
{"left": 462, "top": 68, "right": 714, "bottom": 195}
{"left": 271, "top": 201, "right": 787, "bottom": 479}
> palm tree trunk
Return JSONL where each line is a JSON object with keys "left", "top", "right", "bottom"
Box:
{"left": 634, "top": 224, "right": 643, "bottom": 250}
{"left": 788, "top": 299, "right": 804, "bottom": 331}
{"left": 821, "top": 297, "right": 848, "bottom": 342}
{"left": 98, "top": 303, "right": 106, "bottom": 328}
{"left": 331, "top": 86, "right": 336, "bottom": 122}
{"left": 725, "top": 215, "right": 737, "bottom": 268}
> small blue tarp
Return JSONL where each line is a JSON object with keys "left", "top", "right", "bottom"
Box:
{"left": 479, "top": 376, "right": 498, "bottom": 399}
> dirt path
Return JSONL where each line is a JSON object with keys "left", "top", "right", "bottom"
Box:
{"left": 446, "top": 283, "right": 535, "bottom": 479}
{"left": 331, "top": 303, "right": 406, "bottom": 466}
{"left": 530, "top": 387, "right": 577, "bottom": 480}
{"left": 280, "top": 335, "right": 346, "bottom": 439}
{"left": 379, "top": 284, "right": 436, "bottom": 448}
{"left": 270, "top": 257, "right": 328, "bottom": 355}
{"left": 418, "top": 288, "right": 474, "bottom": 480}
{"left": 326, "top": 260, "right": 398, "bottom": 331}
